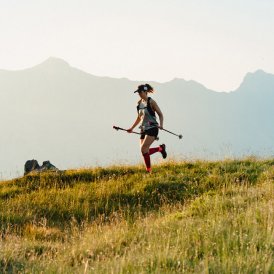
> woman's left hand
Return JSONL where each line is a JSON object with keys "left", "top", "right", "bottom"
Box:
{"left": 158, "top": 125, "right": 163, "bottom": 130}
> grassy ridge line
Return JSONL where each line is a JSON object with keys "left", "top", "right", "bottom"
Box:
{"left": 0, "top": 159, "right": 273, "bottom": 273}
{"left": 0, "top": 159, "right": 273, "bottom": 232}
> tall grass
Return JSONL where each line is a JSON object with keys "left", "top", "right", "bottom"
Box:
{"left": 0, "top": 159, "right": 273, "bottom": 273}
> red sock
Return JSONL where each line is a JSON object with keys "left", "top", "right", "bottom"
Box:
{"left": 142, "top": 152, "right": 151, "bottom": 172}
{"left": 149, "top": 146, "right": 162, "bottom": 155}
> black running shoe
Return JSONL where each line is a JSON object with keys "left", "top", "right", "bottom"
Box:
{"left": 160, "top": 144, "right": 167, "bottom": 159}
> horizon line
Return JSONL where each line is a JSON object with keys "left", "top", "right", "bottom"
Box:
{"left": 0, "top": 56, "right": 273, "bottom": 93}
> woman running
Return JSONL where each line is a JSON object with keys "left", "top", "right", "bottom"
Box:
{"left": 127, "top": 84, "right": 167, "bottom": 172}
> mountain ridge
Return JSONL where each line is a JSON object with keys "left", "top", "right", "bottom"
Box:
{"left": 1, "top": 57, "right": 273, "bottom": 93}
{"left": 0, "top": 57, "right": 273, "bottom": 179}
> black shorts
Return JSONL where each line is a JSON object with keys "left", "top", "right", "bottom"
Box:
{"left": 140, "top": 127, "right": 159, "bottom": 140}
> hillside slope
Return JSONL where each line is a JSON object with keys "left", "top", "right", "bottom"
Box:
{"left": 0, "top": 159, "right": 273, "bottom": 273}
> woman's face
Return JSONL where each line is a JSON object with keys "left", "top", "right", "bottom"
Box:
{"left": 138, "top": 91, "right": 147, "bottom": 99}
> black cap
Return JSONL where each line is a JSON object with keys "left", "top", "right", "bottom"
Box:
{"left": 134, "top": 84, "right": 150, "bottom": 93}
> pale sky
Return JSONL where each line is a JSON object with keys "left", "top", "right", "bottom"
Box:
{"left": 0, "top": 0, "right": 273, "bottom": 91}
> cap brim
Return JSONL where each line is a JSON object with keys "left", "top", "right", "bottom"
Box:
{"left": 134, "top": 90, "right": 139, "bottom": 93}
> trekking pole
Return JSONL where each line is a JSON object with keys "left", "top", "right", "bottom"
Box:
{"left": 161, "top": 127, "right": 183, "bottom": 139}
{"left": 113, "top": 126, "right": 159, "bottom": 140}
{"left": 113, "top": 125, "right": 141, "bottom": 135}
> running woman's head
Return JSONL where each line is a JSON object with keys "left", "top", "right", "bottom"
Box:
{"left": 134, "top": 84, "right": 154, "bottom": 99}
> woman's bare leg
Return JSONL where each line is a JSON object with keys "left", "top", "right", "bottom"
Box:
{"left": 140, "top": 135, "right": 155, "bottom": 154}
{"left": 140, "top": 135, "right": 156, "bottom": 172}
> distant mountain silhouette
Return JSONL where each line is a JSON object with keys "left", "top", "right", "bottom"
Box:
{"left": 0, "top": 58, "right": 273, "bottom": 178}
{"left": 238, "top": 69, "right": 274, "bottom": 93}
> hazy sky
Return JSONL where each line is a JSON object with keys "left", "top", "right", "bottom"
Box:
{"left": 0, "top": 0, "right": 273, "bottom": 91}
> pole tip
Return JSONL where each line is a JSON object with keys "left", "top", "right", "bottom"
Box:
{"left": 179, "top": 135, "right": 183, "bottom": 139}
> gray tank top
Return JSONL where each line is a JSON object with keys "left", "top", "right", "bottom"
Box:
{"left": 137, "top": 97, "right": 159, "bottom": 131}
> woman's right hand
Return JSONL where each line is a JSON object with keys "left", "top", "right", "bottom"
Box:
{"left": 127, "top": 128, "right": 133, "bottom": 133}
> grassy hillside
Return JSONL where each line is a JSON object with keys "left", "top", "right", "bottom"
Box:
{"left": 0, "top": 159, "right": 273, "bottom": 273}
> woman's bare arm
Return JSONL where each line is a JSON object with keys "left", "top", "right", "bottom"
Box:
{"left": 127, "top": 116, "right": 141, "bottom": 132}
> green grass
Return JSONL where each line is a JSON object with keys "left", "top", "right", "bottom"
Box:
{"left": 0, "top": 159, "right": 273, "bottom": 273}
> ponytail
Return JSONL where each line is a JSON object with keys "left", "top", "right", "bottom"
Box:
{"left": 144, "top": 84, "right": 154, "bottom": 93}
